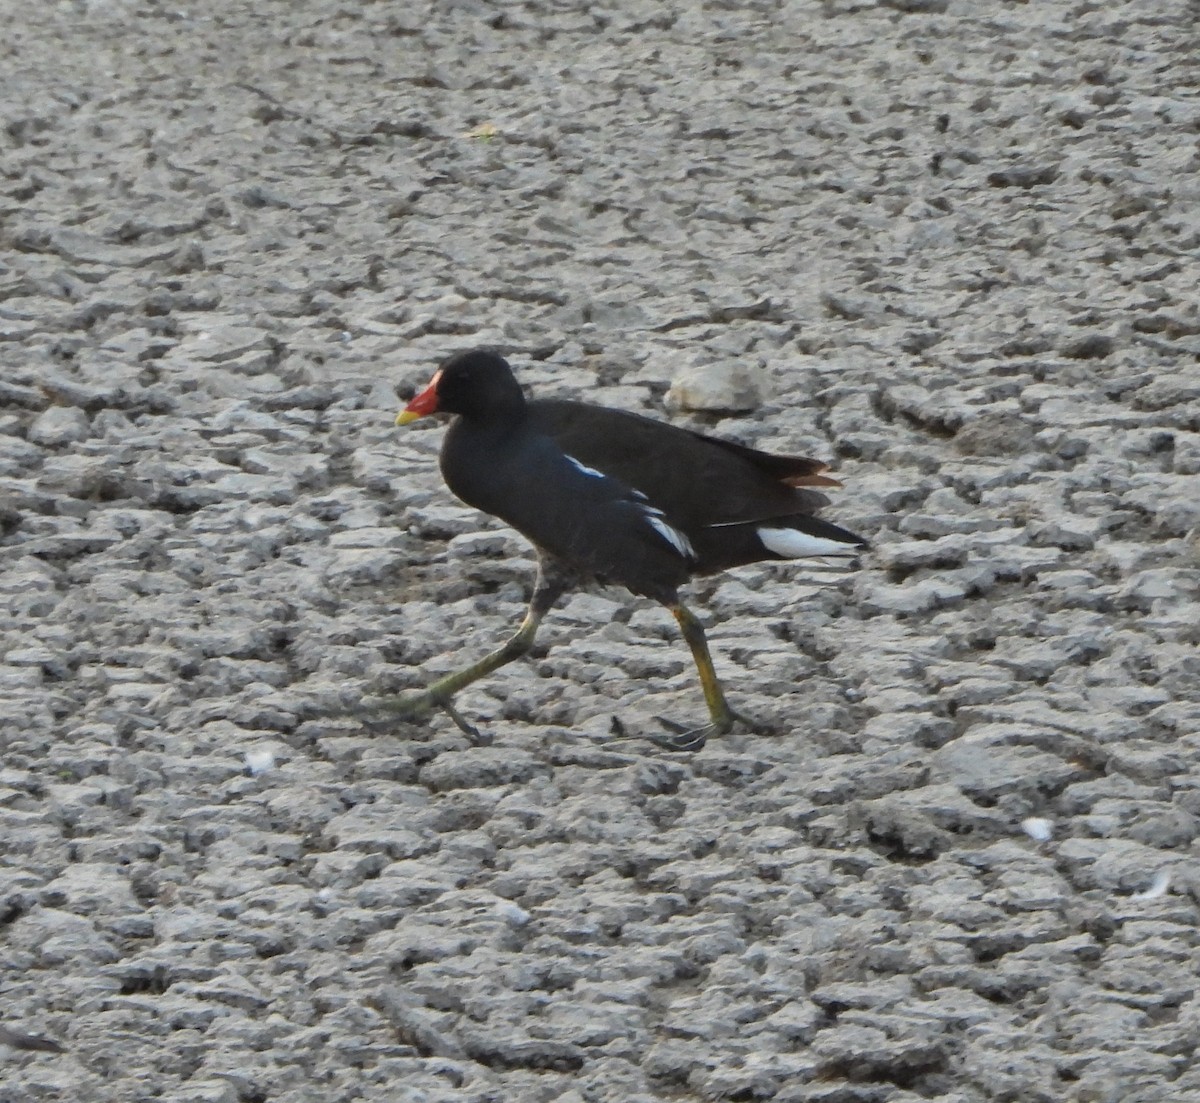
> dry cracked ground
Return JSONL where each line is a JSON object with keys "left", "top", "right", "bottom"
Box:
{"left": 2, "top": 1, "right": 1199, "bottom": 1101}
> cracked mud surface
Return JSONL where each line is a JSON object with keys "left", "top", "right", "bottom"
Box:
{"left": 2, "top": 2, "right": 1199, "bottom": 1101}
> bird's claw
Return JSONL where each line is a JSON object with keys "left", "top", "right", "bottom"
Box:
{"left": 602, "top": 713, "right": 711, "bottom": 752}
{"left": 646, "top": 718, "right": 713, "bottom": 753}
{"left": 359, "top": 692, "right": 493, "bottom": 745}
{"left": 440, "top": 699, "right": 493, "bottom": 744}
{"left": 644, "top": 707, "right": 764, "bottom": 752}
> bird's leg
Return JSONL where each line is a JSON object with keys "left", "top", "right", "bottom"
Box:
{"left": 379, "top": 556, "right": 570, "bottom": 736}
{"left": 648, "top": 602, "right": 746, "bottom": 752}
{"left": 399, "top": 605, "right": 546, "bottom": 717}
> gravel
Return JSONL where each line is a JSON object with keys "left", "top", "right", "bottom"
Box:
{"left": 2, "top": 1, "right": 1198, "bottom": 1100}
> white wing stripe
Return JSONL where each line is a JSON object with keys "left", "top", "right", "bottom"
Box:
{"left": 563, "top": 461, "right": 695, "bottom": 560}
{"left": 565, "top": 454, "right": 606, "bottom": 479}
{"left": 647, "top": 513, "right": 696, "bottom": 559}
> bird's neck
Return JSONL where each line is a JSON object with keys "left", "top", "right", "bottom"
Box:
{"left": 453, "top": 398, "right": 528, "bottom": 440}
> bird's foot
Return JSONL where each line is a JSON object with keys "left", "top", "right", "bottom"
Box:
{"left": 605, "top": 713, "right": 708, "bottom": 752}
{"left": 645, "top": 717, "right": 715, "bottom": 753}
{"left": 648, "top": 712, "right": 740, "bottom": 752}
{"left": 362, "top": 691, "right": 494, "bottom": 745}
{"left": 440, "top": 699, "right": 493, "bottom": 744}
{"left": 644, "top": 706, "right": 765, "bottom": 753}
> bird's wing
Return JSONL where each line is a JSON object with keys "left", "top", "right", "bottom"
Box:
{"left": 529, "top": 399, "right": 832, "bottom": 528}
{"left": 443, "top": 428, "right": 695, "bottom": 601}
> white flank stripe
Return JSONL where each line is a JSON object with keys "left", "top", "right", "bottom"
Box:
{"left": 757, "top": 526, "right": 860, "bottom": 558}
{"left": 647, "top": 514, "right": 696, "bottom": 559}
{"left": 565, "top": 454, "right": 606, "bottom": 479}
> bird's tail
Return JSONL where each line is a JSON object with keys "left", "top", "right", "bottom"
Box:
{"left": 756, "top": 516, "right": 868, "bottom": 558}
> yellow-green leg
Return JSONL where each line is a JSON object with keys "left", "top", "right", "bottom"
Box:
{"left": 642, "top": 602, "right": 743, "bottom": 752}
{"left": 386, "top": 606, "right": 545, "bottom": 727}
{"left": 380, "top": 557, "right": 569, "bottom": 739}
{"left": 672, "top": 604, "right": 736, "bottom": 732}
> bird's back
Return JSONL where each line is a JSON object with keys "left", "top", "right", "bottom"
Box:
{"left": 528, "top": 399, "right": 833, "bottom": 529}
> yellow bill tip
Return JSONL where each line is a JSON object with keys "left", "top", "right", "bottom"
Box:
{"left": 396, "top": 409, "right": 422, "bottom": 427}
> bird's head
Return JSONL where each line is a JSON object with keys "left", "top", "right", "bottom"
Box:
{"left": 397, "top": 349, "right": 525, "bottom": 425}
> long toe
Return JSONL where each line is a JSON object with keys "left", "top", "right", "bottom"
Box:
{"left": 597, "top": 714, "right": 709, "bottom": 752}
{"left": 358, "top": 692, "right": 494, "bottom": 743}
{"left": 440, "top": 699, "right": 493, "bottom": 744}
{"left": 643, "top": 705, "right": 773, "bottom": 752}
{"left": 371, "top": 691, "right": 439, "bottom": 722}
{"left": 646, "top": 714, "right": 728, "bottom": 752}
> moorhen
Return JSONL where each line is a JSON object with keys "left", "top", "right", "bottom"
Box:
{"left": 392, "top": 349, "right": 866, "bottom": 750}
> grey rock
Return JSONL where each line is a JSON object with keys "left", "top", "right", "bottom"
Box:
{"left": 0, "top": 1024, "right": 64, "bottom": 1054}
{"left": 859, "top": 576, "right": 971, "bottom": 615}
{"left": 953, "top": 411, "right": 1038, "bottom": 457}
{"left": 167, "top": 1083, "right": 239, "bottom": 1103}
{"left": 0, "top": 380, "right": 48, "bottom": 410}
{"left": 934, "top": 739, "right": 1087, "bottom": 804}
{"left": 0, "top": 435, "right": 46, "bottom": 474}
{"left": 0, "top": 5, "right": 1195, "bottom": 1102}
{"left": 987, "top": 163, "right": 1060, "bottom": 188}
{"left": 1116, "top": 568, "right": 1198, "bottom": 611}
{"left": 1027, "top": 520, "right": 1096, "bottom": 550}
{"left": 666, "top": 361, "right": 765, "bottom": 413}
{"left": 325, "top": 805, "right": 437, "bottom": 860}
{"left": 405, "top": 504, "right": 488, "bottom": 538}
{"left": 874, "top": 534, "right": 971, "bottom": 572}
{"left": 461, "top": 1032, "right": 585, "bottom": 1073}
{"left": 1060, "top": 331, "right": 1114, "bottom": 360}
{"left": 27, "top": 406, "right": 90, "bottom": 446}
{"left": 7, "top": 908, "right": 120, "bottom": 965}
{"left": 881, "top": 0, "right": 950, "bottom": 12}
{"left": 419, "top": 748, "right": 546, "bottom": 792}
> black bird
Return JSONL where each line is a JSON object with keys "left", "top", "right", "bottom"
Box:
{"left": 392, "top": 349, "right": 866, "bottom": 749}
